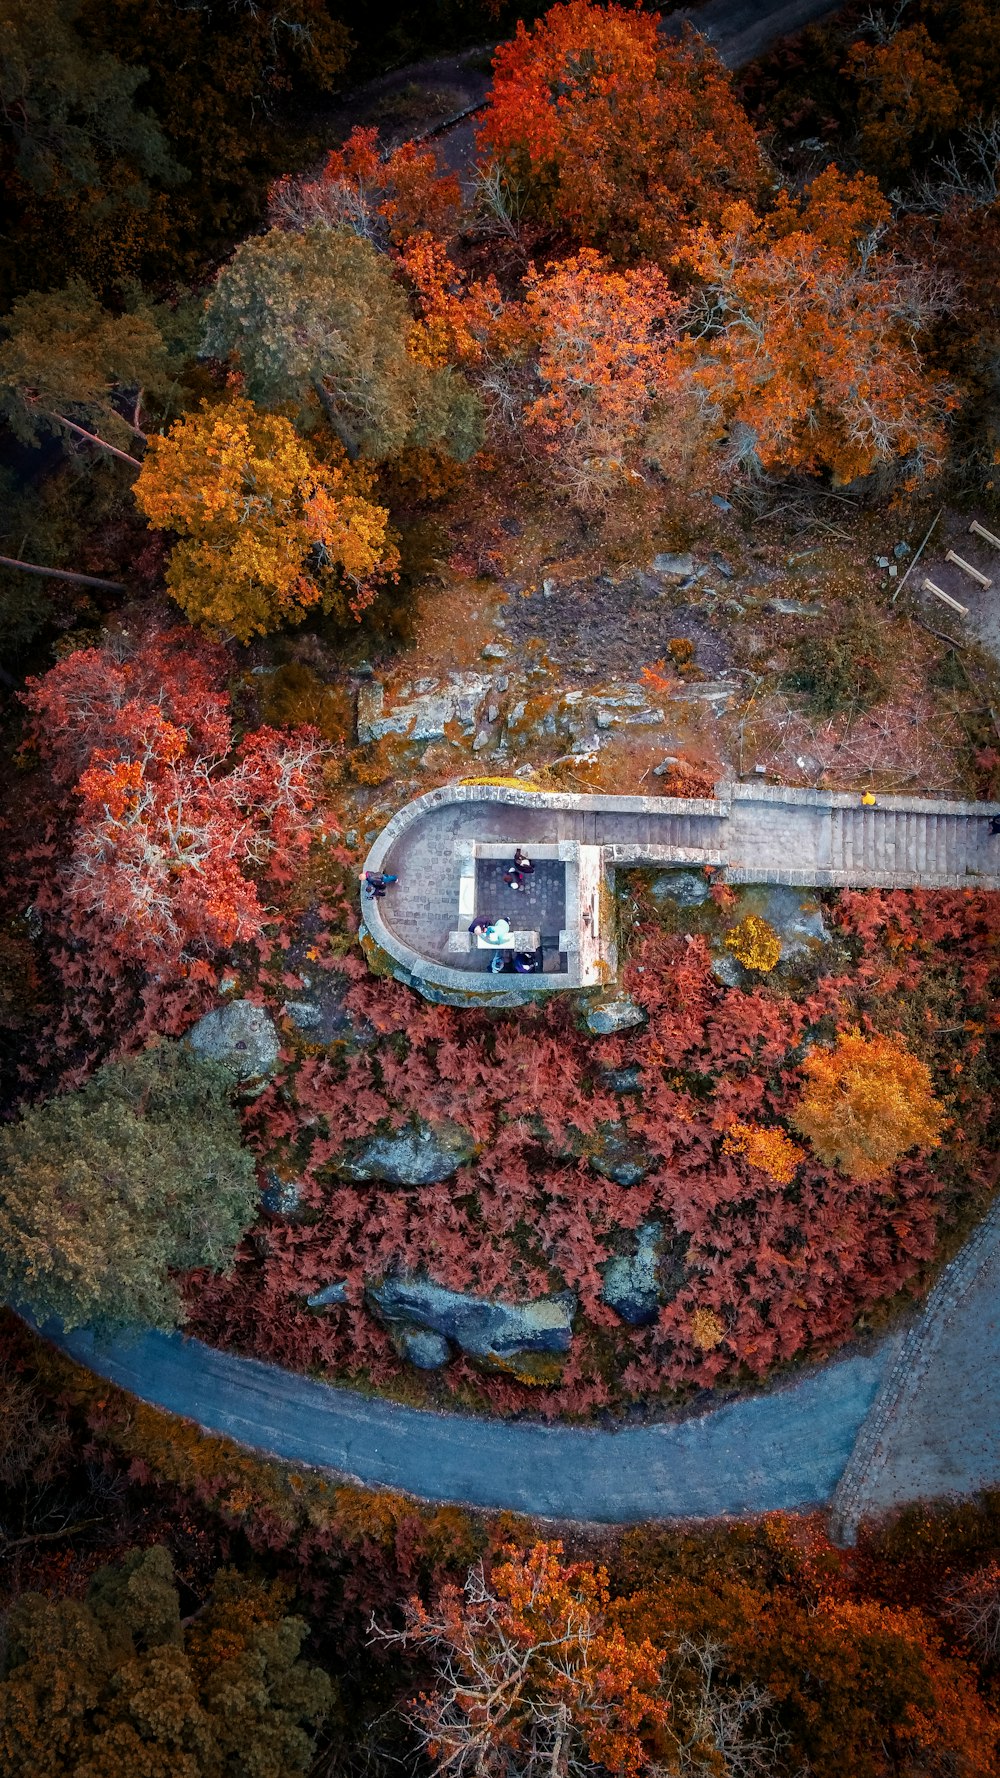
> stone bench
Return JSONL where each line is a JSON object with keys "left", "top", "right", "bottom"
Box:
{"left": 448, "top": 928, "right": 542, "bottom": 954}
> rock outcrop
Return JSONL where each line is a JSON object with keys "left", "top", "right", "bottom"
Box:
{"left": 334, "top": 1119, "right": 478, "bottom": 1187}
{"left": 367, "top": 1276, "right": 577, "bottom": 1381}
{"left": 600, "top": 1222, "right": 665, "bottom": 1326}
{"left": 186, "top": 1000, "right": 280, "bottom": 1090}
{"left": 585, "top": 996, "right": 647, "bottom": 1036}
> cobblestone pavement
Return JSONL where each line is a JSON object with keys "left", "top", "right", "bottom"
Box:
{"left": 37, "top": 1316, "right": 892, "bottom": 1522}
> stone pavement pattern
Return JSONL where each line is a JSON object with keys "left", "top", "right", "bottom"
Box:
{"left": 37, "top": 1317, "right": 893, "bottom": 1522}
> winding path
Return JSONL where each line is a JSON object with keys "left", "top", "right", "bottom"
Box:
{"left": 38, "top": 1318, "right": 893, "bottom": 1522}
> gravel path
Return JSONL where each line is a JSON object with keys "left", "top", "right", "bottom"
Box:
{"left": 37, "top": 1318, "right": 893, "bottom": 1522}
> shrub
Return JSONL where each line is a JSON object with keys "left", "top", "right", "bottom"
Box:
{"left": 792, "top": 1029, "right": 946, "bottom": 1181}
{"left": 0, "top": 1042, "right": 257, "bottom": 1330}
{"left": 725, "top": 914, "right": 781, "bottom": 972}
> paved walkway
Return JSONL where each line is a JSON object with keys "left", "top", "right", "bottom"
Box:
{"left": 34, "top": 1317, "right": 893, "bottom": 1522}
{"left": 364, "top": 783, "right": 1000, "bottom": 997}
{"left": 832, "top": 1197, "right": 1000, "bottom": 1542}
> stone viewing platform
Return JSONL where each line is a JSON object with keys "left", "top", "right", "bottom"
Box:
{"left": 360, "top": 781, "right": 1000, "bottom": 1003}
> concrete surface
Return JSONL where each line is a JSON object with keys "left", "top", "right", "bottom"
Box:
{"left": 37, "top": 1317, "right": 894, "bottom": 1521}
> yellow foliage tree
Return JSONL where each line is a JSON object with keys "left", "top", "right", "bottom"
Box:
{"left": 791, "top": 1029, "right": 946, "bottom": 1182}
{"left": 725, "top": 913, "right": 781, "bottom": 972}
{"left": 723, "top": 1121, "right": 805, "bottom": 1184}
{"left": 134, "top": 396, "right": 399, "bottom": 642}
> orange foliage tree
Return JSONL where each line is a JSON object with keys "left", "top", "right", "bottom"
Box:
{"left": 268, "top": 125, "right": 462, "bottom": 246}
{"left": 844, "top": 23, "right": 962, "bottom": 181}
{"left": 134, "top": 396, "right": 398, "bottom": 641}
{"left": 479, "top": 0, "right": 762, "bottom": 261}
{"left": 680, "top": 167, "right": 955, "bottom": 485}
{"left": 791, "top": 1028, "right": 945, "bottom": 1181}
{"left": 381, "top": 1541, "right": 670, "bottom": 1777}
{"left": 521, "top": 248, "right": 698, "bottom": 505}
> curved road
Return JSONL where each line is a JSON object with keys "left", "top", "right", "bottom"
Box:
{"left": 39, "top": 1318, "right": 893, "bottom": 1522}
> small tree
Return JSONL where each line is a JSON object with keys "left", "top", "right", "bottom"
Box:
{"left": 791, "top": 1029, "right": 945, "bottom": 1181}
{"left": 378, "top": 1540, "right": 671, "bottom": 1777}
{"left": 0, "top": 1546, "right": 334, "bottom": 1776}
{"left": 202, "top": 225, "right": 483, "bottom": 463}
{"left": 479, "top": 0, "right": 762, "bottom": 262}
{"left": 0, "top": 1042, "right": 257, "bottom": 1330}
{"left": 22, "top": 621, "right": 324, "bottom": 967}
{"left": 134, "top": 395, "right": 399, "bottom": 639}
{"left": 521, "top": 248, "right": 693, "bottom": 506}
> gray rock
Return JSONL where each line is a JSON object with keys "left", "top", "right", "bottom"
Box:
{"left": 482, "top": 642, "right": 509, "bottom": 660}
{"left": 653, "top": 552, "right": 694, "bottom": 578}
{"left": 542, "top": 576, "right": 557, "bottom": 596}
{"left": 755, "top": 885, "right": 830, "bottom": 963}
{"left": 588, "top": 1125, "right": 648, "bottom": 1188}
{"left": 600, "top": 1065, "right": 644, "bottom": 1096}
{"left": 601, "top": 1222, "right": 664, "bottom": 1326}
{"left": 261, "top": 1172, "right": 304, "bottom": 1217}
{"left": 357, "top": 674, "right": 492, "bottom": 743}
{"left": 652, "top": 756, "right": 682, "bottom": 776}
{"left": 894, "top": 541, "right": 911, "bottom": 559}
{"left": 769, "top": 599, "right": 824, "bottom": 616}
{"left": 585, "top": 997, "right": 647, "bottom": 1036}
{"left": 186, "top": 1000, "right": 280, "bottom": 1088}
{"left": 396, "top": 1328, "right": 451, "bottom": 1368}
{"left": 650, "top": 869, "right": 709, "bottom": 908}
{"left": 334, "top": 1118, "right": 477, "bottom": 1187}
{"left": 306, "top": 1279, "right": 349, "bottom": 1309}
{"left": 283, "top": 1000, "right": 323, "bottom": 1030}
{"left": 472, "top": 729, "right": 491, "bottom": 750}
{"left": 368, "top": 1276, "right": 576, "bottom": 1373}
{"left": 712, "top": 495, "right": 733, "bottom": 512}
{"left": 711, "top": 951, "right": 745, "bottom": 988}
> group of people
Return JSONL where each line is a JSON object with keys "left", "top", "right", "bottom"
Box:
{"left": 469, "top": 848, "right": 542, "bottom": 973}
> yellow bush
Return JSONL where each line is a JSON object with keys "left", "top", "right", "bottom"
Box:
{"left": 792, "top": 1028, "right": 946, "bottom": 1182}
{"left": 690, "top": 1307, "right": 725, "bottom": 1351}
{"left": 723, "top": 1121, "right": 805, "bottom": 1185}
{"left": 725, "top": 914, "right": 781, "bottom": 972}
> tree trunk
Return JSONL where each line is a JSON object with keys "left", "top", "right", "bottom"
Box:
{"left": 34, "top": 406, "right": 143, "bottom": 469}
{"left": 0, "top": 554, "right": 126, "bottom": 591}
{"left": 312, "top": 380, "right": 361, "bottom": 461}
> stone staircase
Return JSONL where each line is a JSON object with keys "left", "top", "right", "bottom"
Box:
{"left": 828, "top": 806, "right": 979, "bottom": 881}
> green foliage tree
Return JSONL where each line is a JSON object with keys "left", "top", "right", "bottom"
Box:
{"left": 0, "top": 0, "right": 180, "bottom": 201}
{"left": 0, "top": 1546, "right": 335, "bottom": 1777}
{"left": 203, "top": 224, "right": 483, "bottom": 463}
{"left": 0, "top": 279, "right": 196, "bottom": 460}
{"left": 0, "top": 1042, "right": 257, "bottom": 1330}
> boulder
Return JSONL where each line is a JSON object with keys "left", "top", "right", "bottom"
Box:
{"left": 650, "top": 869, "right": 709, "bottom": 908}
{"left": 395, "top": 1328, "right": 451, "bottom": 1369}
{"left": 334, "top": 1118, "right": 477, "bottom": 1187}
{"left": 711, "top": 951, "right": 745, "bottom": 989}
{"left": 283, "top": 999, "right": 323, "bottom": 1030}
{"left": 306, "top": 1279, "right": 349, "bottom": 1309}
{"left": 587, "top": 1124, "right": 649, "bottom": 1188}
{"left": 653, "top": 552, "right": 694, "bottom": 579}
{"left": 601, "top": 1222, "right": 664, "bottom": 1326}
{"left": 261, "top": 1171, "right": 304, "bottom": 1218}
{"left": 186, "top": 1000, "right": 280, "bottom": 1089}
{"left": 368, "top": 1275, "right": 576, "bottom": 1377}
{"left": 756, "top": 885, "right": 829, "bottom": 963}
{"left": 600, "top": 1064, "right": 645, "bottom": 1096}
{"left": 585, "top": 997, "right": 647, "bottom": 1036}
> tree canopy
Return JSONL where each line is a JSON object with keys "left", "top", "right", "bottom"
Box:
{"left": 792, "top": 1028, "right": 946, "bottom": 1181}
{"left": 0, "top": 1545, "right": 334, "bottom": 1778}
{"left": 0, "top": 1042, "right": 257, "bottom": 1329}
{"left": 479, "top": 0, "right": 763, "bottom": 261}
{"left": 202, "top": 225, "right": 483, "bottom": 463}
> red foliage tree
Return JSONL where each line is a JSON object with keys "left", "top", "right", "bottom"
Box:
{"left": 19, "top": 623, "right": 326, "bottom": 1057}
{"left": 478, "top": 0, "right": 763, "bottom": 261}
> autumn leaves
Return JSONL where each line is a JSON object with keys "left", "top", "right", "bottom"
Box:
{"left": 120, "top": 0, "right": 957, "bottom": 639}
